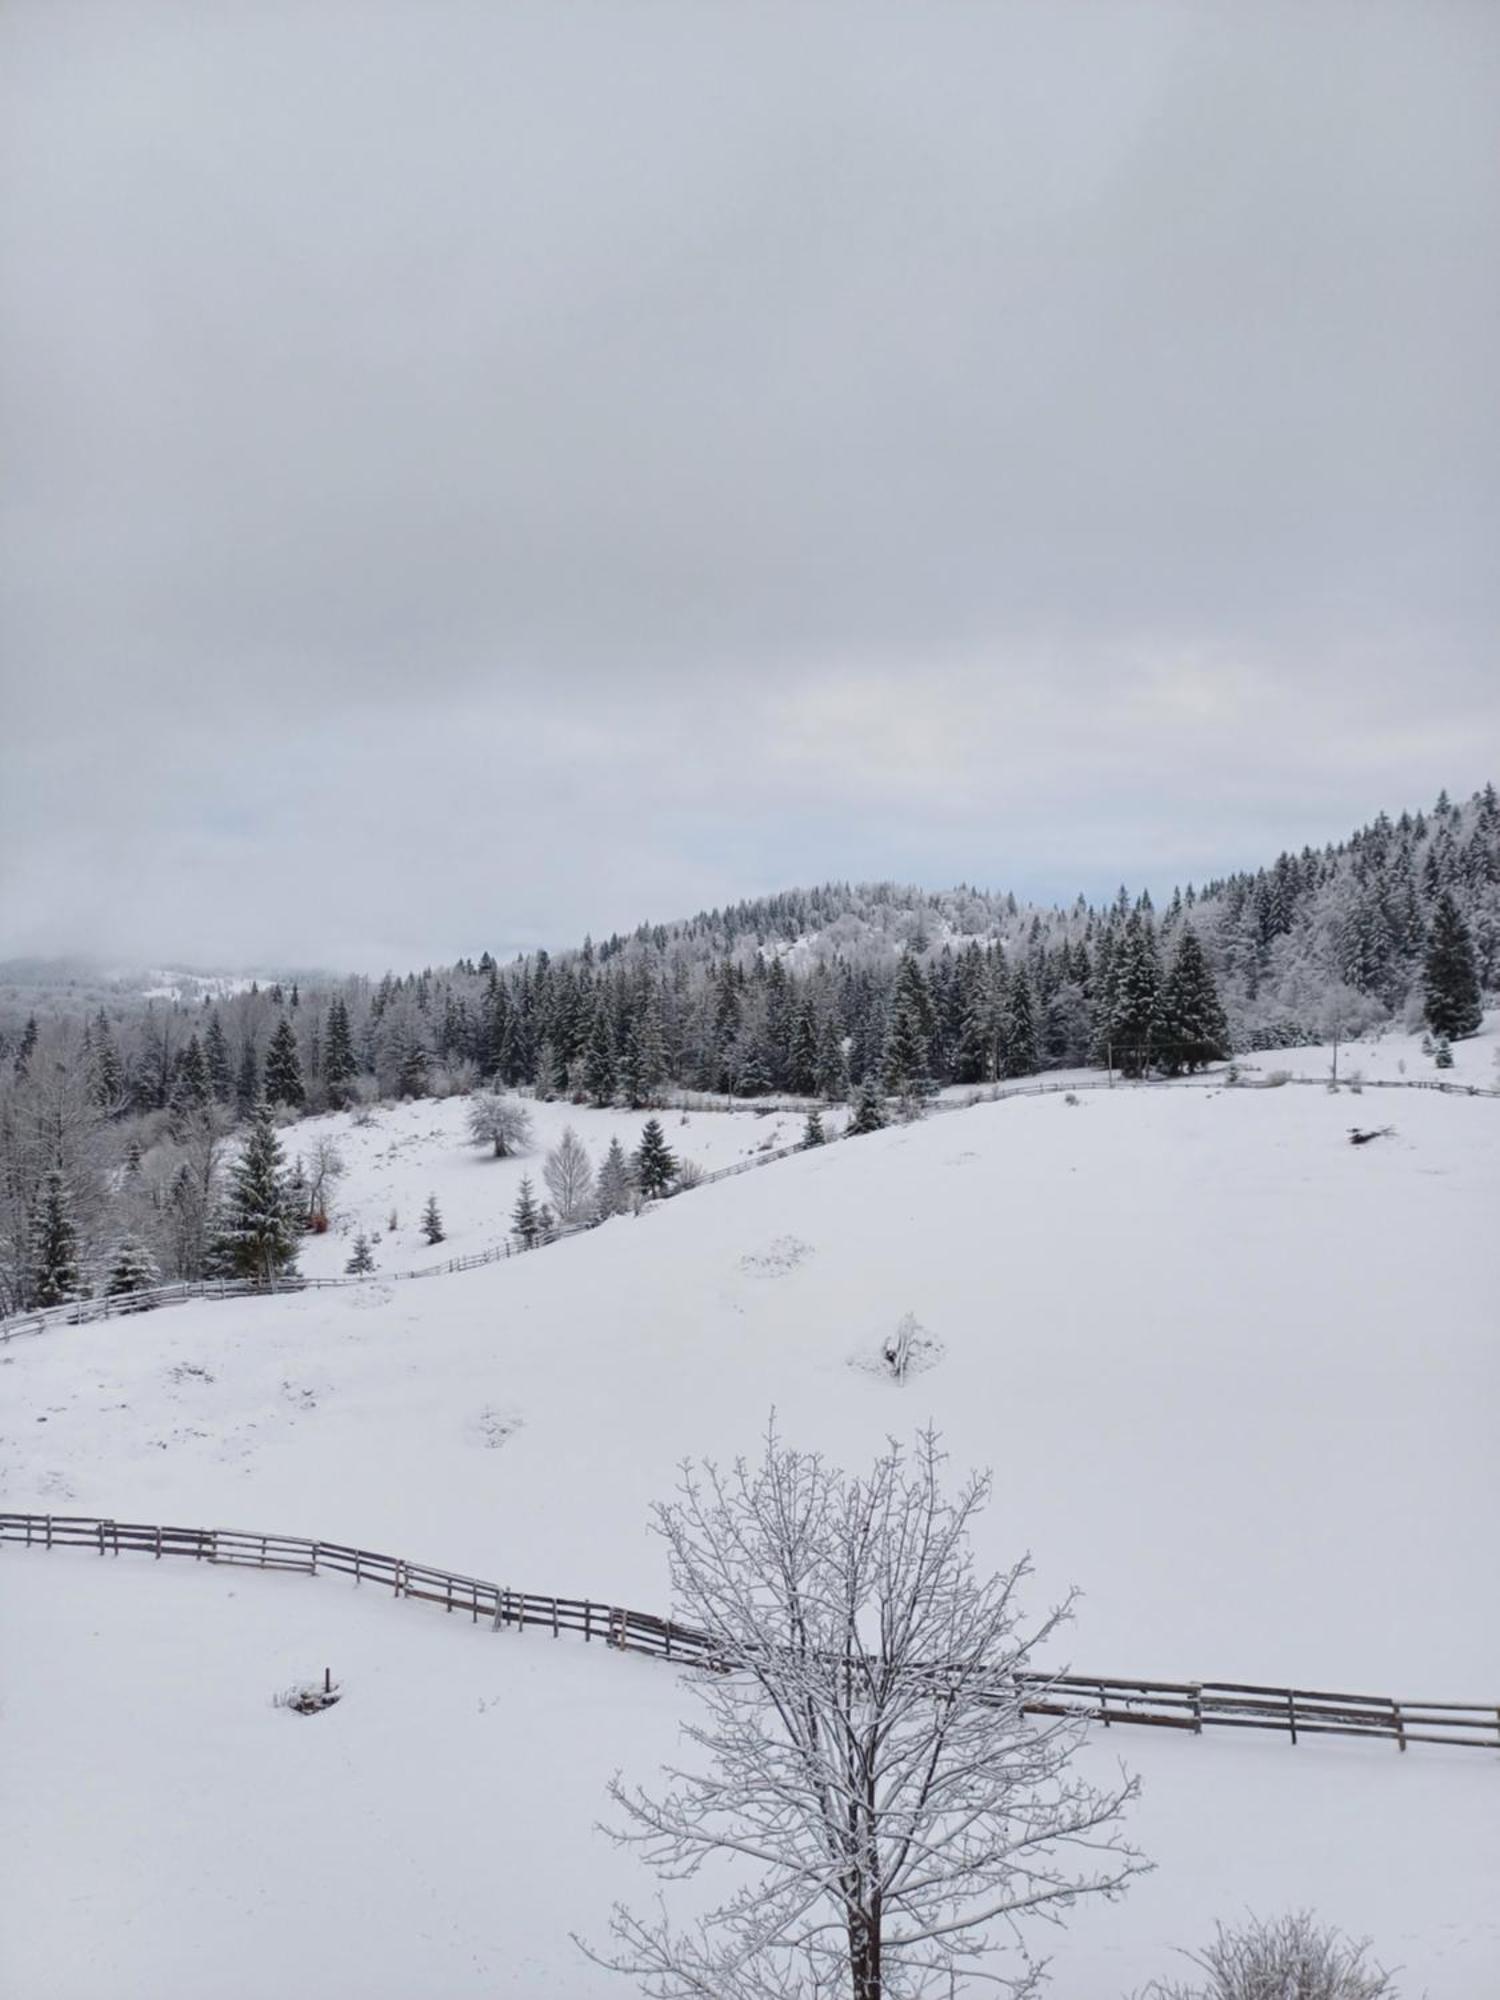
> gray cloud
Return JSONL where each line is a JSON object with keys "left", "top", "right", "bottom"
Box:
{"left": 2, "top": 3, "right": 1496, "bottom": 970}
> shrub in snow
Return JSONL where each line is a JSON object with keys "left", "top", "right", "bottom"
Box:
{"left": 801, "top": 1109, "right": 826, "bottom": 1147}
{"left": 673, "top": 1159, "right": 706, "bottom": 1191}
{"left": 1138, "top": 1911, "right": 1398, "bottom": 1999}
{"left": 344, "top": 1232, "right": 376, "bottom": 1276}
{"left": 274, "top": 1674, "right": 342, "bottom": 1716}
{"left": 467, "top": 1092, "right": 533, "bottom": 1159}
{"left": 876, "top": 1311, "right": 943, "bottom": 1382}
{"left": 1064, "top": 1092, "right": 1080, "bottom": 1105}
{"left": 1434, "top": 1035, "right": 1454, "bottom": 1070}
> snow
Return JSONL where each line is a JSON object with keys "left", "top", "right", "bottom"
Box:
{"left": 3, "top": 1054, "right": 1497, "bottom": 1994}
{"left": 284, "top": 1091, "right": 843, "bottom": 1278}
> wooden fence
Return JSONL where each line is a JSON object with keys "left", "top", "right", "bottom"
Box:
{"left": 4, "top": 1511, "right": 1495, "bottom": 1754}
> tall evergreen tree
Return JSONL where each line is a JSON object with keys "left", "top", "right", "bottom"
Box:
{"left": 1159, "top": 928, "right": 1230, "bottom": 1073}
{"left": 173, "top": 1033, "right": 212, "bottom": 1113}
{"left": 29, "top": 1170, "right": 82, "bottom": 1307}
{"left": 846, "top": 1076, "right": 888, "bottom": 1135}
{"left": 882, "top": 954, "right": 933, "bottom": 1093}
{"left": 594, "top": 1136, "right": 634, "bottom": 1219}
{"left": 323, "top": 997, "right": 357, "bottom": 1105}
{"left": 345, "top": 1231, "right": 376, "bottom": 1275}
{"left": 104, "top": 1234, "right": 158, "bottom": 1307}
{"left": 264, "top": 1016, "right": 305, "bottom": 1109}
{"left": 421, "top": 1192, "right": 445, "bottom": 1244}
{"left": 1002, "top": 967, "right": 1039, "bottom": 1079}
{"left": 1423, "top": 892, "right": 1483, "bottom": 1039}
{"left": 218, "top": 1101, "right": 300, "bottom": 1284}
{"left": 511, "top": 1174, "right": 541, "bottom": 1249}
{"left": 204, "top": 1013, "right": 234, "bottom": 1103}
{"left": 632, "top": 1117, "right": 678, "bottom": 1198}
{"left": 236, "top": 1040, "right": 261, "bottom": 1117}
{"left": 1106, "top": 912, "right": 1164, "bottom": 1076}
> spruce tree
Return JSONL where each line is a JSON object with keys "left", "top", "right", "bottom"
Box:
{"left": 801, "top": 1109, "right": 826, "bottom": 1148}
{"left": 29, "top": 1170, "right": 82, "bottom": 1307}
{"left": 882, "top": 955, "right": 933, "bottom": 1093}
{"left": 1002, "top": 967, "right": 1039, "bottom": 1079}
{"left": 594, "top": 1136, "right": 634, "bottom": 1218}
{"left": 204, "top": 1013, "right": 234, "bottom": 1103}
{"left": 1434, "top": 1034, "right": 1454, "bottom": 1070}
{"left": 219, "top": 1101, "right": 300, "bottom": 1284}
{"left": 345, "top": 1231, "right": 376, "bottom": 1275}
{"left": 584, "top": 1009, "right": 617, "bottom": 1107}
{"left": 1423, "top": 892, "right": 1482, "bottom": 1039}
{"left": 1106, "top": 912, "right": 1164, "bottom": 1076}
{"left": 1159, "top": 928, "right": 1229, "bottom": 1073}
{"left": 511, "top": 1175, "right": 541, "bottom": 1249}
{"left": 632, "top": 1117, "right": 678, "bottom": 1198}
{"left": 236, "top": 1040, "right": 261, "bottom": 1117}
{"left": 104, "top": 1234, "right": 158, "bottom": 1307}
{"left": 323, "top": 997, "right": 357, "bottom": 1106}
{"left": 421, "top": 1192, "right": 445, "bottom": 1244}
{"left": 173, "top": 1033, "right": 211, "bottom": 1113}
{"left": 847, "top": 1076, "right": 888, "bottom": 1135}
{"left": 264, "top": 1016, "right": 305, "bottom": 1109}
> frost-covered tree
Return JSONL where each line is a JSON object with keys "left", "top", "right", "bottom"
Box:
{"left": 322, "top": 997, "right": 358, "bottom": 1106}
{"left": 544, "top": 1126, "right": 595, "bottom": 1226}
{"left": 1107, "top": 912, "right": 1164, "bottom": 1076}
{"left": 801, "top": 1108, "right": 826, "bottom": 1148}
{"left": 511, "top": 1174, "right": 541, "bottom": 1249}
{"left": 466, "top": 1092, "right": 533, "bottom": 1158}
{"left": 882, "top": 952, "right": 933, "bottom": 1094}
{"left": 1423, "top": 892, "right": 1482, "bottom": 1040}
{"left": 344, "top": 1231, "right": 376, "bottom": 1276}
{"left": 29, "top": 1171, "right": 82, "bottom": 1307}
{"left": 1002, "top": 965, "right": 1039, "bottom": 1078}
{"left": 584, "top": 1427, "right": 1143, "bottom": 2000}
{"left": 235, "top": 1039, "right": 260, "bottom": 1117}
{"left": 846, "top": 1075, "right": 888, "bottom": 1135}
{"left": 204, "top": 1013, "right": 234, "bottom": 1104}
{"left": 421, "top": 1192, "right": 445, "bottom": 1244}
{"left": 103, "top": 1234, "right": 158, "bottom": 1306}
{"left": 1139, "top": 1911, "right": 1398, "bottom": 2000}
{"left": 594, "top": 1136, "right": 634, "bottom": 1219}
{"left": 1159, "top": 928, "right": 1229, "bottom": 1073}
{"left": 632, "top": 1118, "right": 678, "bottom": 1199}
{"left": 264, "top": 1016, "right": 305, "bottom": 1109}
{"left": 217, "top": 1101, "right": 300, "bottom": 1285}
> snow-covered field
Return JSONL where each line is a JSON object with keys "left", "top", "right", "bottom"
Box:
{"left": 3, "top": 1029, "right": 1497, "bottom": 1996}
{"left": 285, "top": 1091, "right": 845, "bottom": 1279}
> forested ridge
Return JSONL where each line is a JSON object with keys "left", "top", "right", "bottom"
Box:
{"left": 1, "top": 785, "right": 1492, "bottom": 1311}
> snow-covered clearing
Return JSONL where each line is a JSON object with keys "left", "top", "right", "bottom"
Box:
{"left": 3, "top": 1042, "right": 1496, "bottom": 1995}
{"left": 285, "top": 1091, "right": 844, "bottom": 1279}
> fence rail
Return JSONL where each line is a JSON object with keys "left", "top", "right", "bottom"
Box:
{"left": 3, "top": 1067, "right": 1492, "bottom": 1343}
{"left": 4, "top": 1511, "right": 1494, "bottom": 1755}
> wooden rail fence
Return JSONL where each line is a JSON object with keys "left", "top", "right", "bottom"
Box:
{"left": 4, "top": 1512, "right": 1495, "bottom": 1755}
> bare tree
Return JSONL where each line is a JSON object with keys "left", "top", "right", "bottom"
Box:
{"left": 582, "top": 1427, "right": 1144, "bottom": 2000}
{"left": 543, "top": 1125, "right": 595, "bottom": 1225}
{"left": 466, "top": 1091, "right": 534, "bottom": 1159}
{"left": 1138, "top": 1912, "right": 1399, "bottom": 2000}
{"left": 303, "top": 1135, "right": 346, "bottom": 1229}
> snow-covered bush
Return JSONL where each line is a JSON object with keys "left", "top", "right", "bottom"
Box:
{"left": 673, "top": 1159, "right": 707, "bottom": 1192}
{"left": 1138, "top": 1911, "right": 1398, "bottom": 1999}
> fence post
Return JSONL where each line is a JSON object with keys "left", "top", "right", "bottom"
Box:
{"left": 1393, "top": 1700, "right": 1407, "bottom": 1753}
{"left": 1287, "top": 1689, "right": 1298, "bottom": 1745}
{"left": 1190, "top": 1683, "right": 1203, "bottom": 1734}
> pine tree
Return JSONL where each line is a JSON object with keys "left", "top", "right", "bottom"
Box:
{"left": 204, "top": 1013, "right": 234, "bottom": 1103}
{"left": 584, "top": 1008, "right": 617, "bottom": 1107}
{"left": 1434, "top": 1034, "right": 1454, "bottom": 1070}
{"left": 91, "top": 1011, "right": 123, "bottom": 1107}
{"left": 624, "top": 991, "right": 668, "bottom": 1108}
{"left": 13, "top": 1014, "right": 37, "bottom": 1079}
{"left": 801, "top": 1109, "right": 826, "bottom": 1148}
{"left": 815, "top": 1014, "right": 850, "bottom": 1101}
{"left": 847, "top": 1076, "right": 888, "bottom": 1135}
{"left": 421, "top": 1192, "right": 445, "bottom": 1244}
{"left": 1159, "top": 928, "right": 1229, "bottom": 1073}
{"left": 511, "top": 1175, "right": 541, "bottom": 1249}
{"left": 882, "top": 954, "right": 933, "bottom": 1093}
{"left": 1106, "top": 912, "right": 1164, "bottom": 1077}
{"left": 345, "top": 1231, "right": 376, "bottom": 1275}
{"left": 104, "top": 1234, "right": 158, "bottom": 1307}
{"left": 1002, "top": 967, "right": 1039, "bottom": 1079}
{"left": 218, "top": 1101, "right": 300, "bottom": 1284}
{"left": 236, "top": 1040, "right": 260, "bottom": 1117}
{"left": 29, "top": 1171, "right": 82, "bottom": 1307}
{"left": 632, "top": 1117, "right": 678, "bottom": 1198}
{"left": 264, "top": 1016, "right": 305, "bottom": 1109}
{"left": 323, "top": 997, "right": 357, "bottom": 1106}
{"left": 173, "top": 1033, "right": 211, "bottom": 1114}
{"left": 1423, "top": 892, "right": 1482, "bottom": 1039}
{"left": 594, "top": 1136, "right": 634, "bottom": 1218}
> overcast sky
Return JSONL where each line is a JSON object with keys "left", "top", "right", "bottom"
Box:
{"left": 2, "top": 3, "right": 1496, "bottom": 973}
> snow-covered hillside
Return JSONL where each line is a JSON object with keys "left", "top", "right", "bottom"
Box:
{"left": 285, "top": 1090, "right": 845, "bottom": 1279}
{"left": 3, "top": 1053, "right": 1497, "bottom": 1996}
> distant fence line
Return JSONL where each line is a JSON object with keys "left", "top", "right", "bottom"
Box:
{"left": 4, "top": 1510, "right": 1494, "bottom": 1756}
{"left": 2, "top": 1068, "right": 1493, "bottom": 1344}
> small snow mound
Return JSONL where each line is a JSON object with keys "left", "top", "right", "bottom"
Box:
{"left": 344, "top": 1282, "right": 396, "bottom": 1310}
{"left": 851, "top": 1312, "right": 944, "bottom": 1383}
